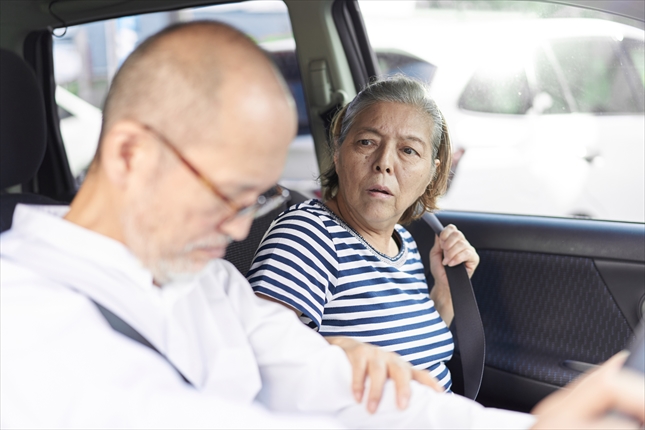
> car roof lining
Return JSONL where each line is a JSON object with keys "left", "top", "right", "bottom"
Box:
{"left": 1, "top": 0, "right": 643, "bottom": 192}
{"left": 1, "top": 0, "right": 643, "bottom": 51}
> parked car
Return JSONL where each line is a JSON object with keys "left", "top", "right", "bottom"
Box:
{"left": 56, "top": 85, "right": 102, "bottom": 180}
{"left": 1, "top": 0, "right": 643, "bottom": 417}
{"left": 268, "top": 17, "right": 645, "bottom": 221}
{"left": 421, "top": 19, "right": 645, "bottom": 222}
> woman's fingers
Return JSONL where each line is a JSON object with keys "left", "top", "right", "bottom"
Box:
{"left": 412, "top": 368, "right": 444, "bottom": 393}
{"left": 350, "top": 353, "right": 368, "bottom": 402}
{"left": 388, "top": 361, "right": 412, "bottom": 410}
{"left": 435, "top": 224, "right": 479, "bottom": 275}
{"left": 329, "top": 336, "right": 433, "bottom": 413}
{"left": 366, "top": 356, "right": 388, "bottom": 413}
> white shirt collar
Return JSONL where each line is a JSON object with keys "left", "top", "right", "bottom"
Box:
{"left": 9, "top": 203, "right": 156, "bottom": 290}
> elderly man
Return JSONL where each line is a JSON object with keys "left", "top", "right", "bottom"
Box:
{"left": 1, "top": 22, "right": 642, "bottom": 429}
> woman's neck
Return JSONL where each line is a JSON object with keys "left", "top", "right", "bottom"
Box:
{"left": 324, "top": 196, "right": 400, "bottom": 257}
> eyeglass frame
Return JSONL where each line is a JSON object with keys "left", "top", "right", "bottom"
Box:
{"left": 139, "top": 122, "right": 289, "bottom": 221}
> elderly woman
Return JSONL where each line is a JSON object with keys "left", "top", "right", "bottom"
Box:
{"left": 247, "top": 76, "right": 479, "bottom": 398}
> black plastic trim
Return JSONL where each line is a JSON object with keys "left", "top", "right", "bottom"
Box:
{"left": 431, "top": 211, "right": 645, "bottom": 263}
{"left": 594, "top": 259, "right": 645, "bottom": 330}
{"left": 23, "top": 30, "right": 75, "bottom": 202}
{"left": 447, "top": 354, "right": 559, "bottom": 412}
{"left": 478, "top": 366, "right": 559, "bottom": 412}
{"left": 331, "top": 0, "right": 380, "bottom": 91}
{"left": 561, "top": 359, "right": 598, "bottom": 373}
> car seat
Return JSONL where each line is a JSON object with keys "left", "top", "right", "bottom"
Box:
{"left": 0, "top": 48, "right": 60, "bottom": 233}
{"left": 224, "top": 188, "right": 309, "bottom": 276}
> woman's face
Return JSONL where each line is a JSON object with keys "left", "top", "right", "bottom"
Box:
{"left": 334, "top": 101, "right": 438, "bottom": 228}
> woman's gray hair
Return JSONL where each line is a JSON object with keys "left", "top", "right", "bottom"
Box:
{"left": 321, "top": 75, "right": 452, "bottom": 224}
{"left": 336, "top": 75, "right": 443, "bottom": 158}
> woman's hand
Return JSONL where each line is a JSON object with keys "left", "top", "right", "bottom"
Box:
{"left": 429, "top": 224, "right": 479, "bottom": 326}
{"left": 326, "top": 336, "right": 443, "bottom": 413}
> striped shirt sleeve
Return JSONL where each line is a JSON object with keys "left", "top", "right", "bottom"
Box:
{"left": 247, "top": 208, "right": 339, "bottom": 329}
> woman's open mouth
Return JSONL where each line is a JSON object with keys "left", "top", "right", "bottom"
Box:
{"left": 367, "top": 186, "right": 393, "bottom": 197}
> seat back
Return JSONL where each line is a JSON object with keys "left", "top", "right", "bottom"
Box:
{"left": 0, "top": 48, "right": 59, "bottom": 232}
{"left": 224, "top": 188, "right": 309, "bottom": 276}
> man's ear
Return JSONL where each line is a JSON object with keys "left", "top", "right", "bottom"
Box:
{"left": 100, "top": 120, "right": 153, "bottom": 188}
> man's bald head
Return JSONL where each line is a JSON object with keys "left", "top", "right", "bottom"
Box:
{"left": 67, "top": 20, "right": 298, "bottom": 284}
{"left": 98, "top": 21, "right": 293, "bottom": 157}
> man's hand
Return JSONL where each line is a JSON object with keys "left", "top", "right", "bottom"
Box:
{"left": 429, "top": 224, "right": 479, "bottom": 326}
{"left": 326, "top": 336, "right": 443, "bottom": 413}
{"left": 532, "top": 351, "right": 645, "bottom": 429}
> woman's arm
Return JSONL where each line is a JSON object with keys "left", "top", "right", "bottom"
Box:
{"left": 428, "top": 224, "right": 479, "bottom": 327}
{"left": 325, "top": 336, "right": 444, "bottom": 413}
{"left": 256, "top": 292, "right": 443, "bottom": 413}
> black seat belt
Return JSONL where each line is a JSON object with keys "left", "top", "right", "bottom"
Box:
{"left": 91, "top": 299, "right": 193, "bottom": 386}
{"left": 422, "top": 213, "right": 485, "bottom": 400}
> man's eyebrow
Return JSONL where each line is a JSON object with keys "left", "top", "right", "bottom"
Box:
{"left": 357, "top": 127, "right": 427, "bottom": 144}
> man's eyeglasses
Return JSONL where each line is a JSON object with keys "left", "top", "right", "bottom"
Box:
{"left": 140, "top": 123, "right": 289, "bottom": 221}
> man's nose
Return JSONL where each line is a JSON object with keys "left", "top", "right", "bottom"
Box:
{"left": 374, "top": 145, "right": 394, "bottom": 174}
{"left": 219, "top": 213, "right": 254, "bottom": 242}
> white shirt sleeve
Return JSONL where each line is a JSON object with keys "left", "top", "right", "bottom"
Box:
{"left": 0, "top": 262, "right": 339, "bottom": 430}
{"left": 223, "top": 261, "right": 537, "bottom": 429}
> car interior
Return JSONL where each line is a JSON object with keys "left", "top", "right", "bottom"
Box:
{"left": 1, "top": 0, "right": 644, "bottom": 414}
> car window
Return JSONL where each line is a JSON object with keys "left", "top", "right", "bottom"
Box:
{"left": 550, "top": 37, "right": 643, "bottom": 114}
{"left": 52, "top": 1, "right": 320, "bottom": 197}
{"left": 459, "top": 64, "right": 531, "bottom": 115}
{"left": 377, "top": 50, "right": 437, "bottom": 84}
{"left": 532, "top": 47, "right": 571, "bottom": 114}
{"left": 359, "top": 0, "right": 645, "bottom": 223}
{"left": 624, "top": 38, "right": 645, "bottom": 87}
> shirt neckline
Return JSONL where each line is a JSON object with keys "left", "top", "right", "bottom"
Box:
{"left": 6, "top": 204, "right": 200, "bottom": 306}
{"left": 311, "top": 199, "right": 408, "bottom": 267}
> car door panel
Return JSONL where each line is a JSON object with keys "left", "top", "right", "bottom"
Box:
{"left": 407, "top": 211, "right": 644, "bottom": 411}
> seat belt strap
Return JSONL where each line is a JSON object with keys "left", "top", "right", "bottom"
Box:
{"left": 90, "top": 299, "right": 193, "bottom": 386}
{"left": 422, "top": 212, "right": 485, "bottom": 400}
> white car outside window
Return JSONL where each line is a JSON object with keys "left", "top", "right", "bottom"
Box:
{"left": 53, "top": 1, "right": 645, "bottom": 223}
{"left": 361, "top": 3, "right": 645, "bottom": 223}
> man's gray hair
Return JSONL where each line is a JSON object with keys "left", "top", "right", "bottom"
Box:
{"left": 336, "top": 75, "right": 443, "bottom": 158}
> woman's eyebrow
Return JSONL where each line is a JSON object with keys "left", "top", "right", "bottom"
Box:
{"left": 402, "top": 135, "right": 426, "bottom": 144}
{"left": 357, "top": 127, "right": 427, "bottom": 145}
{"left": 356, "top": 126, "right": 383, "bottom": 136}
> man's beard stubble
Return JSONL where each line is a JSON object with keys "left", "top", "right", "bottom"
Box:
{"left": 120, "top": 195, "right": 230, "bottom": 286}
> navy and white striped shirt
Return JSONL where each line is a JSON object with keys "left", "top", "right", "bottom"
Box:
{"left": 248, "top": 199, "right": 454, "bottom": 390}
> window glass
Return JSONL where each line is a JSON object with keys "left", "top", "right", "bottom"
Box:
{"left": 624, "top": 39, "right": 645, "bottom": 87}
{"left": 53, "top": 1, "right": 320, "bottom": 197}
{"left": 459, "top": 65, "right": 531, "bottom": 114}
{"left": 360, "top": 0, "right": 645, "bottom": 223}
{"left": 377, "top": 50, "right": 437, "bottom": 85}
{"left": 533, "top": 47, "right": 571, "bottom": 114}
{"left": 550, "top": 38, "right": 642, "bottom": 113}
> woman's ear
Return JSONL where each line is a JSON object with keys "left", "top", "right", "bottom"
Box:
{"left": 333, "top": 141, "right": 340, "bottom": 166}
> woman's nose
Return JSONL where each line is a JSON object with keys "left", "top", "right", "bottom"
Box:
{"left": 374, "top": 146, "right": 394, "bottom": 174}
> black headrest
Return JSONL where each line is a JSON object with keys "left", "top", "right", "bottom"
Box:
{"left": 0, "top": 49, "right": 47, "bottom": 189}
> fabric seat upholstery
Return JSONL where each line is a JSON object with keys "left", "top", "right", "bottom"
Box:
{"left": 224, "top": 188, "right": 309, "bottom": 276}
{"left": 0, "top": 48, "right": 60, "bottom": 233}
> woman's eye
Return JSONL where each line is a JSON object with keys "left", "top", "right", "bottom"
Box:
{"left": 402, "top": 147, "right": 419, "bottom": 156}
{"left": 358, "top": 139, "right": 371, "bottom": 146}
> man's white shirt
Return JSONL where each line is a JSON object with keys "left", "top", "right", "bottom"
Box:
{"left": 0, "top": 204, "right": 536, "bottom": 429}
